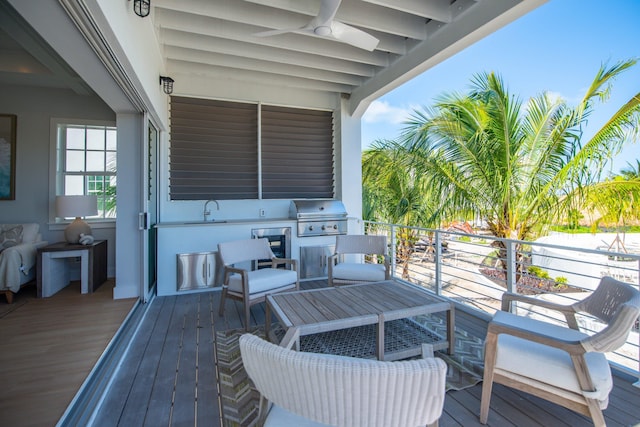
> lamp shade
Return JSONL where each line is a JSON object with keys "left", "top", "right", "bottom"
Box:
{"left": 55, "top": 195, "right": 98, "bottom": 218}
{"left": 55, "top": 195, "right": 98, "bottom": 244}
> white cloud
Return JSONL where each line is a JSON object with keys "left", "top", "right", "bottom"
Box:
{"left": 362, "top": 100, "right": 414, "bottom": 124}
{"left": 545, "top": 91, "right": 566, "bottom": 104}
{"left": 523, "top": 90, "right": 568, "bottom": 114}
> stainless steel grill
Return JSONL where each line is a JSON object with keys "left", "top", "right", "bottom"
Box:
{"left": 289, "top": 199, "right": 348, "bottom": 237}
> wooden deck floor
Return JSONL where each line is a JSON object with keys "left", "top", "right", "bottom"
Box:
{"left": 93, "top": 280, "right": 640, "bottom": 427}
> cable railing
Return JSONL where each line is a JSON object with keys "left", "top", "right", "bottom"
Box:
{"left": 363, "top": 220, "right": 640, "bottom": 383}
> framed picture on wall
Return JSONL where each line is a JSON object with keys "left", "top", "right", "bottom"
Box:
{"left": 0, "top": 114, "right": 17, "bottom": 200}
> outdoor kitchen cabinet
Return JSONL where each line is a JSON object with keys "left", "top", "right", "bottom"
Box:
{"left": 289, "top": 199, "right": 347, "bottom": 280}
{"left": 176, "top": 252, "right": 222, "bottom": 291}
{"left": 156, "top": 220, "right": 296, "bottom": 296}
{"left": 300, "top": 245, "right": 335, "bottom": 279}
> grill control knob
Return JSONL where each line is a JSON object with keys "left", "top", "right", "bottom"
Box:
{"left": 308, "top": 225, "right": 314, "bottom": 231}
{"left": 333, "top": 224, "right": 338, "bottom": 230}
{"left": 321, "top": 225, "right": 326, "bottom": 231}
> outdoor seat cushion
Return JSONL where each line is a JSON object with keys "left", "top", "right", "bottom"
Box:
{"left": 493, "top": 311, "right": 613, "bottom": 405}
{"left": 264, "top": 405, "right": 332, "bottom": 427}
{"left": 332, "top": 262, "right": 385, "bottom": 282}
{"left": 227, "top": 268, "right": 297, "bottom": 295}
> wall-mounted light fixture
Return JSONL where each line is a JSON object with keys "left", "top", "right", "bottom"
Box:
{"left": 133, "top": 0, "right": 150, "bottom": 18}
{"left": 160, "top": 76, "right": 174, "bottom": 95}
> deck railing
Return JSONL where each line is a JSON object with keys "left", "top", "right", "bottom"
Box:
{"left": 363, "top": 220, "right": 640, "bottom": 384}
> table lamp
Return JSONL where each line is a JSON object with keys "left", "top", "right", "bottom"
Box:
{"left": 55, "top": 195, "right": 98, "bottom": 244}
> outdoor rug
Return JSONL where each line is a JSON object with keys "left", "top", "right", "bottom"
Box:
{"left": 215, "top": 314, "right": 485, "bottom": 427}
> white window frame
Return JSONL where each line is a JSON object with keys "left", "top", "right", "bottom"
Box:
{"left": 49, "top": 118, "right": 117, "bottom": 226}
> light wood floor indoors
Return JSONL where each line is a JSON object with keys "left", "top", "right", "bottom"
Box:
{"left": 0, "top": 280, "right": 136, "bottom": 427}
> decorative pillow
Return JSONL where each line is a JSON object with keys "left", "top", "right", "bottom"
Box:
{"left": 21, "top": 223, "right": 40, "bottom": 244}
{"left": 0, "top": 225, "right": 23, "bottom": 252}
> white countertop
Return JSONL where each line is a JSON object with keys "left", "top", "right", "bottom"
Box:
{"left": 155, "top": 218, "right": 294, "bottom": 228}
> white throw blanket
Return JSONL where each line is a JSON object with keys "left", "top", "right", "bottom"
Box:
{"left": 0, "top": 244, "right": 37, "bottom": 293}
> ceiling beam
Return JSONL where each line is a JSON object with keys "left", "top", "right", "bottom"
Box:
{"left": 361, "top": 0, "right": 453, "bottom": 22}
{"left": 167, "top": 59, "right": 354, "bottom": 93}
{"left": 155, "top": 9, "right": 392, "bottom": 66}
{"left": 160, "top": 28, "right": 378, "bottom": 77}
{"left": 164, "top": 45, "right": 365, "bottom": 86}
{"left": 242, "top": 0, "right": 428, "bottom": 40}
{"left": 155, "top": 7, "right": 409, "bottom": 56}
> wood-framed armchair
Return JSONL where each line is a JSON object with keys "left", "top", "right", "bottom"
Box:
{"left": 480, "top": 276, "right": 640, "bottom": 427}
{"left": 328, "top": 234, "right": 390, "bottom": 286}
{"left": 218, "top": 238, "right": 298, "bottom": 331}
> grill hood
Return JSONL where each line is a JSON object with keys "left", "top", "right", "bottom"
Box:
{"left": 289, "top": 199, "right": 348, "bottom": 220}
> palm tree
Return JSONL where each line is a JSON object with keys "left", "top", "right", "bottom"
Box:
{"left": 619, "top": 160, "right": 640, "bottom": 180}
{"left": 582, "top": 162, "right": 640, "bottom": 252}
{"left": 362, "top": 140, "right": 439, "bottom": 279}
{"left": 394, "top": 60, "right": 640, "bottom": 272}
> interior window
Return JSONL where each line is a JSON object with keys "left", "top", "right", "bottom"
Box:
{"left": 55, "top": 122, "right": 117, "bottom": 219}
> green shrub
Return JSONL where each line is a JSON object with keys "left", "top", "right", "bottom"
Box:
{"left": 555, "top": 276, "right": 568, "bottom": 285}
{"left": 538, "top": 270, "right": 550, "bottom": 279}
{"left": 527, "top": 265, "right": 542, "bottom": 276}
{"left": 458, "top": 235, "right": 471, "bottom": 242}
{"left": 527, "top": 265, "right": 550, "bottom": 279}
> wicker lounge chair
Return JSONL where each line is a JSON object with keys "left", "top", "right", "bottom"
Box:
{"left": 218, "top": 238, "right": 298, "bottom": 330}
{"left": 480, "top": 276, "right": 640, "bottom": 427}
{"left": 239, "top": 333, "right": 447, "bottom": 427}
{"left": 328, "top": 234, "right": 390, "bottom": 286}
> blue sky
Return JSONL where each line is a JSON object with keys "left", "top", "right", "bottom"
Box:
{"left": 361, "top": 0, "right": 640, "bottom": 175}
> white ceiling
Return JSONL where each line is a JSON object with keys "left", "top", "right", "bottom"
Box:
{"left": 0, "top": 0, "right": 547, "bottom": 115}
{"left": 153, "top": 0, "right": 546, "bottom": 114}
{"left": 0, "top": 1, "right": 91, "bottom": 95}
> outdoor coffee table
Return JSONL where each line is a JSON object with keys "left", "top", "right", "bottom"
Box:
{"left": 265, "top": 280, "right": 455, "bottom": 361}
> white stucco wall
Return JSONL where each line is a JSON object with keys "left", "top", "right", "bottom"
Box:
{"left": 91, "top": 0, "right": 169, "bottom": 129}
{"left": 337, "top": 96, "right": 363, "bottom": 220}
{"left": 114, "top": 113, "right": 144, "bottom": 299}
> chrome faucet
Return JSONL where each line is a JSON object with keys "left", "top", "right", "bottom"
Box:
{"left": 203, "top": 199, "right": 219, "bottom": 221}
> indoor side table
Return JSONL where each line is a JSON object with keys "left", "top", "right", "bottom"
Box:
{"left": 37, "top": 240, "right": 107, "bottom": 298}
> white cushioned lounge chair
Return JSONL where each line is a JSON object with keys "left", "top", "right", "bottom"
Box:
{"left": 480, "top": 276, "right": 640, "bottom": 427}
{"left": 218, "top": 238, "right": 298, "bottom": 330}
{"left": 328, "top": 234, "right": 390, "bottom": 286}
{"left": 239, "top": 333, "right": 447, "bottom": 427}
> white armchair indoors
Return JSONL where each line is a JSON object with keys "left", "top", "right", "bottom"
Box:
{"left": 0, "top": 223, "right": 47, "bottom": 303}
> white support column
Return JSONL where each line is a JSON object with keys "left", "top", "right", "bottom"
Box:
{"left": 114, "top": 112, "right": 143, "bottom": 299}
{"left": 336, "top": 95, "right": 363, "bottom": 221}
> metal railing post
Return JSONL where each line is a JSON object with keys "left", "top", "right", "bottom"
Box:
{"left": 505, "top": 240, "right": 517, "bottom": 311}
{"left": 390, "top": 224, "right": 396, "bottom": 279}
{"left": 435, "top": 231, "right": 442, "bottom": 295}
